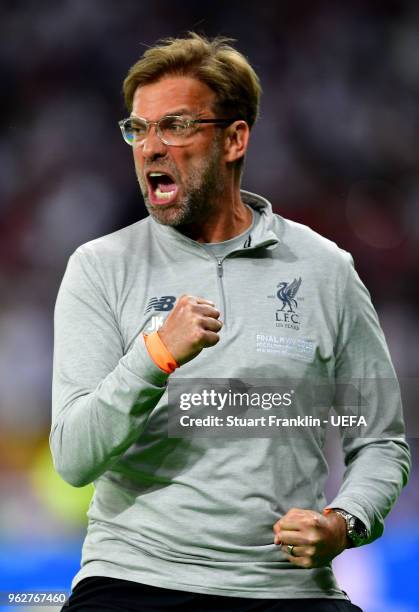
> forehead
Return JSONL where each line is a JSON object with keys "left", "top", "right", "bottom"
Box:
{"left": 132, "top": 76, "right": 216, "bottom": 119}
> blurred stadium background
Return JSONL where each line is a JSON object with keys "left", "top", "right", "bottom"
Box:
{"left": 0, "top": 1, "right": 418, "bottom": 610}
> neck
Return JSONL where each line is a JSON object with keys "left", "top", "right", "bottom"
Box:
{"left": 178, "top": 186, "right": 253, "bottom": 243}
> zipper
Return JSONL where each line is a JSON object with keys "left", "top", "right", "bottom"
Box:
{"left": 215, "top": 257, "right": 227, "bottom": 325}
{"left": 217, "top": 258, "right": 223, "bottom": 278}
{"left": 209, "top": 237, "right": 279, "bottom": 327}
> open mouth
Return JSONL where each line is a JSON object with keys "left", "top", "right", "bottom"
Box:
{"left": 146, "top": 171, "right": 179, "bottom": 206}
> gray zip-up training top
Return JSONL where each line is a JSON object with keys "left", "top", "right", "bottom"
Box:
{"left": 50, "top": 190, "right": 410, "bottom": 599}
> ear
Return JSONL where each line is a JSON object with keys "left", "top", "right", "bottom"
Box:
{"left": 223, "top": 120, "right": 250, "bottom": 164}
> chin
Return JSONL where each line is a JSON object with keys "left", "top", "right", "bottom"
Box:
{"left": 146, "top": 202, "right": 186, "bottom": 227}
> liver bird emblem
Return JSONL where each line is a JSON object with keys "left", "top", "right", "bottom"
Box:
{"left": 276, "top": 277, "right": 302, "bottom": 312}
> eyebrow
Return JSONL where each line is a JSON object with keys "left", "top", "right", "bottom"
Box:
{"left": 130, "top": 108, "right": 200, "bottom": 120}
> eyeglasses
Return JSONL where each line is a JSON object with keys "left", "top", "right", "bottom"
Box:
{"left": 118, "top": 115, "right": 239, "bottom": 147}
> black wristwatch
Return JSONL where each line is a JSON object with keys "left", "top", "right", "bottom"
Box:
{"left": 331, "top": 508, "right": 369, "bottom": 547}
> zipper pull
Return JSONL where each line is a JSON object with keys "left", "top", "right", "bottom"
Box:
{"left": 217, "top": 258, "right": 223, "bottom": 277}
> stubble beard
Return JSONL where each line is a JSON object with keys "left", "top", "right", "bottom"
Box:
{"left": 137, "top": 141, "right": 225, "bottom": 227}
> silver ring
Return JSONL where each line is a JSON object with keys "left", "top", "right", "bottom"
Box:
{"left": 287, "top": 544, "right": 295, "bottom": 555}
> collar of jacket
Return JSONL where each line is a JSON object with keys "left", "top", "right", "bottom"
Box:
{"left": 150, "top": 189, "right": 280, "bottom": 256}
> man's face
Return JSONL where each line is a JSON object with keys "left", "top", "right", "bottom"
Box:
{"left": 131, "top": 76, "right": 226, "bottom": 227}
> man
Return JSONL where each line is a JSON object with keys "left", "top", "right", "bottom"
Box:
{"left": 51, "top": 33, "right": 410, "bottom": 611}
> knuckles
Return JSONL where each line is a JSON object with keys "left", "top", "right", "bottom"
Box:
{"left": 191, "top": 328, "right": 206, "bottom": 345}
{"left": 178, "top": 294, "right": 192, "bottom": 307}
{"left": 176, "top": 294, "right": 198, "bottom": 312}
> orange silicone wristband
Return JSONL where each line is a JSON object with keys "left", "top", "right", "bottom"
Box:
{"left": 143, "top": 331, "right": 178, "bottom": 374}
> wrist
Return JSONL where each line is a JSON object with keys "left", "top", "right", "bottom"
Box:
{"left": 324, "top": 507, "right": 368, "bottom": 548}
{"left": 323, "top": 508, "right": 352, "bottom": 550}
{"left": 143, "top": 331, "right": 179, "bottom": 374}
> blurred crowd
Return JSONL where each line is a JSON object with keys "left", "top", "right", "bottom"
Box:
{"left": 0, "top": 0, "right": 418, "bottom": 538}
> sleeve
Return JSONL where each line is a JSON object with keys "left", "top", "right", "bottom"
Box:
{"left": 327, "top": 253, "right": 411, "bottom": 544}
{"left": 50, "top": 248, "right": 169, "bottom": 487}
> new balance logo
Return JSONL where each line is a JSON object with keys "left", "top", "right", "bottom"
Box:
{"left": 145, "top": 295, "right": 176, "bottom": 314}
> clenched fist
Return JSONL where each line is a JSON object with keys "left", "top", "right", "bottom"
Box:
{"left": 273, "top": 507, "right": 349, "bottom": 568}
{"left": 158, "top": 295, "right": 223, "bottom": 365}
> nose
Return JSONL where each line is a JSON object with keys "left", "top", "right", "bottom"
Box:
{"left": 141, "top": 124, "right": 168, "bottom": 161}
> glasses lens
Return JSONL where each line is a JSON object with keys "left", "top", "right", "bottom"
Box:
{"left": 159, "top": 116, "right": 193, "bottom": 145}
{"left": 122, "top": 118, "right": 147, "bottom": 146}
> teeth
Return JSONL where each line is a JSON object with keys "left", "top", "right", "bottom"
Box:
{"left": 155, "top": 187, "right": 175, "bottom": 200}
{"left": 149, "top": 172, "right": 166, "bottom": 177}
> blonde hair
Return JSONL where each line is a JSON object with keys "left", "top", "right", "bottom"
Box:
{"left": 123, "top": 32, "right": 261, "bottom": 129}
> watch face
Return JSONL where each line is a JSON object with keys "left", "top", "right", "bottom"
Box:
{"left": 354, "top": 518, "right": 368, "bottom": 538}
{"left": 333, "top": 509, "right": 368, "bottom": 544}
{"left": 349, "top": 518, "right": 368, "bottom": 545}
